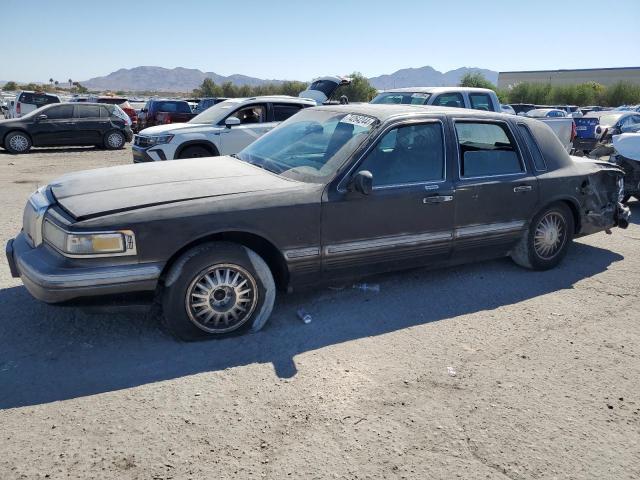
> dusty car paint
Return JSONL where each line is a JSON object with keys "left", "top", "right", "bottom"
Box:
{"left": 6, "top": 105, "right": 630, "bottom": 307}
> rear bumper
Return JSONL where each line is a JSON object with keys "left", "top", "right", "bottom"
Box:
{"left": 6, "top": 232, "right": 162, "bottom": 303}
{"left": 573, "top": 137, "right": 598, "bottom": 152}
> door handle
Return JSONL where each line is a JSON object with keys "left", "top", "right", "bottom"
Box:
{"left": 513, "top": 185, "right": 533, "bottom": 193}
{"left": 423, "top": 195, "right": 453, "bottom": 204}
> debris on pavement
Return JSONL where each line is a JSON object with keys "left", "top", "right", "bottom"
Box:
{"left": 296, "top": 308, "right": 312, "bottom": 324}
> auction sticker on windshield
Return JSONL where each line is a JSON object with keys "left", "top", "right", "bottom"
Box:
{"left": 340, "top": 113, "right": 377, "bottom": 128}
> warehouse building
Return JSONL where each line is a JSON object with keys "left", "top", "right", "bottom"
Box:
{"left": 498, "top": 67, "right": 640, "bottom": 88}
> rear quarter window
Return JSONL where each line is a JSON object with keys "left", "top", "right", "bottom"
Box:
{"left": 469, "top": 93, "right": 493, "bottom": 111}
{"left": 517, "top": 123, "right": 547, "bottom": 171}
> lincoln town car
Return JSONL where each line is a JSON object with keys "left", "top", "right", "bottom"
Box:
{"left": 6, "top": 105, "right": 630, "bottom": 340}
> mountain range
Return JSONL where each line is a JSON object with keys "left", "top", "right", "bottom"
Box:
{"left": 81, "top": 66, "right": 499, "bottom": 92}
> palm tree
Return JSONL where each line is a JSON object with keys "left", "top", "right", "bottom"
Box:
{"left": 68, "top": 78, "right": 72, "bottom": 89}
{"left": 54, "top": 80, "right": 59, "bottom": 88}
{"left": 49, "top": 78, "right": 54, "bottom": 86}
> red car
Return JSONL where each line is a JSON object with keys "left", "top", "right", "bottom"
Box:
{"left": 137, "top": 99, "right": 196, "bottom": 130}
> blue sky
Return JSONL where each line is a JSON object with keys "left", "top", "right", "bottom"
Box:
{"left": 1, "top": 0, "right": 638, "bottom": 82}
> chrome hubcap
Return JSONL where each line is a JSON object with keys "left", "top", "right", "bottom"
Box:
{"left": 9, "top": 135, "right": 28, "bottom": 151}
{"left": 107, "top": 133, "right": 123, "bottom": 148}
{"left": 185, "top": 264, "right": 258, "bottom": 333}
{"left": 534, "top": 212, "right": 566, "bottom": 259}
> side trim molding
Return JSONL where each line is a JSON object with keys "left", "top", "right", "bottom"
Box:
{"left": 454, "top": 220, "right": 525, "bottom": 239}
{"left": 325, "top": 231, "right": 452, "bottom": 256}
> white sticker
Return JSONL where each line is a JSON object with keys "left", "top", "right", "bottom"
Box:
{"left": 340, "top": 113, "right": 376, "bottom": 128}
{"left": 411, "top": 93, "right": 429, "bottom": 98}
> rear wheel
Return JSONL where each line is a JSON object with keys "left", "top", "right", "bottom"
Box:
{"left": 104, "top": 130, "right": 126, "bottom": 150}
{"left": 4, "top": 131, "right": 31, "bottom": 154}
{"left": 511, "top": 203, "right": 574, "bottom": 270}
{"left": 161, "top": 242, "right": 275, "bottom": 341}
{"left": 178, "top": 145, "right": 215, "bottom": 159}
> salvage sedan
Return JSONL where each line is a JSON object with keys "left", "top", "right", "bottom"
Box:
{"left": 6, "top": 105, "right": 630, "bottom": 340}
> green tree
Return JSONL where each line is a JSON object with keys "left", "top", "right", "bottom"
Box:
{"left": 3, "top": 81, "right": 18, "bottom": 91}
{"left": 459, "top": 72, "right": 496, "bottom": 90}
{"left": 330, "top": 72, "right": 377, "bottom": 102}
{"left": 193, "top": 78, "right": 224, "bottom": 97}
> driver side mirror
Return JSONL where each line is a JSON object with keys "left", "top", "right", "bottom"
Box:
{"left": 35, "top": 114, "right": 48, "bottom": 122}
{"left": 348, "top": 170, "right": 373, "bottom": 195}
{"left": 225, "top": 117, "right": 241, "bottom": 128}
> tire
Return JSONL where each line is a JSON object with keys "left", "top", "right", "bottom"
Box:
{"left": 161, "top": 242, "right": 276, "bottom": 341}
{"left": 4, "top": 131, "right": 32, "bottom": 154}
{"left": 178, "top": 145, "right": 215, "bottom": 159}
{"left": 511, "top": 203, "right": 574, "bottom": 270}
{"left": 104, "top": 130, "right": 126, "bottom": 150}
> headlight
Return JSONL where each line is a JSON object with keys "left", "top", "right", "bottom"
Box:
{"left": 145, "top": 134, "right": 174, "bottom": 146}
{"left": 43, "top": 221, "right": 137, "bottom": 257}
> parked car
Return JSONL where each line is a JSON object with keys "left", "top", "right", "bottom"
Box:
{"left": 137, "top": 99, "right": 197, "bottom": 130}
{"left": 87, "top": 96, "right": 139, "bottom": 131}
{"left": 371, "top": 87, "right": 501, "bottom": 112}
{"left": 574, "top": 111, "right": 640, "bottom": 154}
{"left": 0, "top": 103, "right": 133, "bottom": 154}
{"left": 611, "top": 133, "right": 640, "bottom": 202}
{"left": 132, "top": 96, "right": 316, "bottom": 162}
{"left": 500, "top": 104, "right": 516, "bottom": 115}
{"left": 580, "top": 106, "right": 605, "bottom": 115}
{"left": 194, "top": 97, "right": 229, "bottom": 114}
{"left": 6, "top": 104, "right": 629, "bottom": 340}
{"left": 526, "top": 108, "right": 568, "bottom": 118}
{"left": 298, "top": 76, "right": 352, "bottom": 105}
{"left": 509, "top": 103, "right": 536, "bottom": 115}
{"left": 8, "top": 91, "right": 60, "bottom": 118}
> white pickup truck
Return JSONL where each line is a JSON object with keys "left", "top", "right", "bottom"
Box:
{"left": 371, "top": 87, "right": 574, "bottom": 152}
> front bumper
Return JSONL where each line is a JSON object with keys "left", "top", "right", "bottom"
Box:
{"left": 132, "top": 145, "right": 168, "bottom": 163}
{"left": 6, "top": 232, "right": 162, "bottom": 303}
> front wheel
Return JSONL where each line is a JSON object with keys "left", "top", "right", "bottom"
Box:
{"left": 4, "top": 131, "right": 32, "bottom": 154}
{"left": 178, "top": 145, "right": 215, "bottom": 159}
{"left": 104, "top": 130, "right": 126, "bottom": 150}
{"left": 161, "top": 242, "right": 276, "bottom": 341}
{"left": 511, "top": 203, "right": 574, "bottom": 270}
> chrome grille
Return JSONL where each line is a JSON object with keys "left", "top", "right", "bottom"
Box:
{"left": 134, "top": 135, "right": 153, "bottom": 148}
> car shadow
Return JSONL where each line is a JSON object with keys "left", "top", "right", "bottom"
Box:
{"left": 0, "top": 242, "right": 623, "bottom": 409}
{"left": 0, "top": 146, "right": 111, "bottom": 155}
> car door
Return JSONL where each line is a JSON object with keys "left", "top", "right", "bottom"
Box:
{"left": 30, "top": 104, "right": 75, "bottom": 146}
{"left": 218, "top": 103, "right": 272, "bottom": 154}
{"left": 73, "top": 104, "right": 107, "bottom": 144}
{"left": 321, "top": 118, "right": 455, "bottom": 280}
{"left": 451, "top": 119, "right": 539, "bottom": 258}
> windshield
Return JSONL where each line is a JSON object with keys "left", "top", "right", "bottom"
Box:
{"left": 189, "top": 99, "right": 243, "bottom": 123}
{"left": 235, "top": 109, "right": 379, "bottom": 183}
{"left": 371, "top": 92, "right": 431, "bottom": 105}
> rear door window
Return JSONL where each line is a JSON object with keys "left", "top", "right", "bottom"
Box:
{"left": 455, "top": 121, "right": 523, "bottom": 177}
{"left": 75, "top": 104, "right": 101, "bottom": 118}
{"left": 272, "top": 103, "right": 304, "bottom": 122}
{"left": 469, "top": 93, "right": 493, "bottom": 111}
{"left": 44, "top": 105, "right": 74, "bottom": 119}
{"left": 432, "top": 93, "right": 464, "bottom": 108}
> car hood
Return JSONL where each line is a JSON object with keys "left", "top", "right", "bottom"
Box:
{"left": 138, "top": 122, "right": 220, "bottom": 135}
{"left": 49, "top": 156, "right": 298, "bottom": 220}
